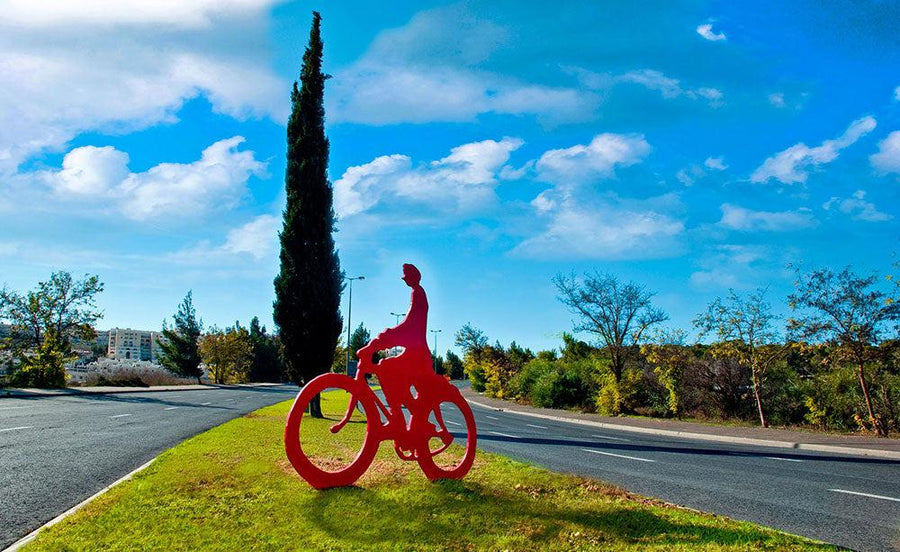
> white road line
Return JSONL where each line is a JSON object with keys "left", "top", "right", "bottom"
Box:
{"left": 582, "top": 448, "right": 656, "bottom": 463}
{"left": 445, "top": 420, "right": 461, "bottom": 426}
{"left": 0, "top": 426, "right": 32, "bottom": 432}
{"left": 489, "top": 431, "right": 520, "bottom": 439}
{"left": 485, "top": 415, "right": 499, "bottom": 420}
{"left": 109, "top": 414, "right": 131, "bottom": 419}
{"left": 829, "top": 489, "right": 900, "bottom": 503}
{"left": 164, "top": 407, "right": 179, "bottom": 410}
{"left": 200, "top": 402, "right": 212, "bottom": 406}
{"left": 526, "top": 424, "right": 548, "bottom": 429}
{"left": 767, "top": 456, "right": 803, "bottom": 463}
{"left": 592, "top": 434, "right": 628, "bottom": 441}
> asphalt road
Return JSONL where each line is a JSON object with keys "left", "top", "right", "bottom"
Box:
{"left": 449, "top": 400, "right": 900, "bottom": 552}
{"left": 3, "top": 385, "right": 899, "bottom": 551}
{"left": 0, "top": 385, "right": 299, "bottom": 549}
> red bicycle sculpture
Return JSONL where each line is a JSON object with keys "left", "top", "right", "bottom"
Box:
{"left": 284, "top": 264, "right": 477, "bottom": 489}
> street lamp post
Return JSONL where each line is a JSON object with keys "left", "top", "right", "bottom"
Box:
{"left": 430, "top": 329, "right": 442, "bottom": 373}
{"left": 390, "top": 311, "right": 404, "bottom": 325}
{"left": 345, "top": 275, "right": 365, "bottom": 374}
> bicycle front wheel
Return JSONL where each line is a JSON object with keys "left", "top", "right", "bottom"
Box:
{"left": 284, "top": 373, "right": 379, "bottom": 489}
{"left": 415, "top": 388, "right": 477, "bottom": 481}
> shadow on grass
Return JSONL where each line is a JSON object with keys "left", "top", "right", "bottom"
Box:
{"left": 299, "top": 479, "right": 801, "bottom": 549}
{"left": 0, "top": 385, "right": 298, "bottom": 410}
{"left": 477, "top": 433, "right": 900, "bottom": 466}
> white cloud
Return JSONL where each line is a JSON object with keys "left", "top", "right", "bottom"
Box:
{"left": 689, "top": 245, "right": 769, "bottom": 290}
{"left": 750, "top": 116, "right": 877, "bottom": 184}
{"left": 0, "top": 242, "right": 19, "bottom": 256}
{"left": 41, "top": 136, "right": 265, "bottom": 221}
{"left": 718, "top": 204, "right": 816, "bottom": 232}
{"left": 334, "top": 137, "right": 524, "bottom": 218}
{"left": 535, "top": 133, "right": 651, "bottom": 185}
{"left": 0, "top": 1, "right": 285, "bottom": 173}
{"left": 51, "top": 146, "right": 131, "bottom": 196}
{"left": 894, "top": 86, "right": 900, "bottom": 102}
{"left": 3, "top": 0, "right": 280, "bottom": 28}
{"left": 677, "top": 156, "right": 727, "bottom": 185}
{"left": 870, "top": 131, "right": 900, "bottom": 174}
{"left": 221, "top": 214, "right": 280, "bottom": 258}
{"left": 498, "top": 160, "right": 535, "bottom": 181}
{"left": 676, "top": 167, "right": 703, "bottom": 186}
{"left": 704, "top": 157, "right": 728, "bottom": 171}
{"left": 696, "top": 23, "right": 726, "bottom": 42}
{"left": 165, "top": 214, "right": 280, "bottom": 272}
{"left": 822, "top": 190, "right": 892, "bottom": 222}
{"left": 513, "top": 132, "right": 679, "bottom": 260}
{"left": 512, "top": 194, "right": 684, "bottom": 260}
{"left": 329, "top": 7, "right": 597, "bottom": 125}
{"left": 573, "top": 68, "right": 724, "bottom": 108}
{"left": 768, "top": 93, "right": 786, "bottom": 108}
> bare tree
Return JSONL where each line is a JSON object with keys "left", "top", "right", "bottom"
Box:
{"left": 694, "top": 288, "right": 783, "bottom": 428}
{"left": 788, "top": 267, "right": 900, "bottom": 437}
{"left": 554, "top": 272, "right": 668, "bottom": 382}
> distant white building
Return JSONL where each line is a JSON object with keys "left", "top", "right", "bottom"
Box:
{"left": 107, "top": 328, "right": 163, "bottom": 363}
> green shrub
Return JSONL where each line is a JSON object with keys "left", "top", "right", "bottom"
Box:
{"left": 530, "top": 359, "right": 596, "bottom": 410}
{"left": 595, "top": 367, "right": 642, "bottom": 416}
{"left": 508, "top": 358, "right": 554, "bottom": 400}
{"left": 801, "top": 366, "right": 861, "bottom": 431}
{"left": 463, "top": 352, "right": 487, "bottom": 392}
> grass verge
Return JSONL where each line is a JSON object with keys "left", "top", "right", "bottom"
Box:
{"left": 22, "top": 393, "right": 832, "bottom": 551}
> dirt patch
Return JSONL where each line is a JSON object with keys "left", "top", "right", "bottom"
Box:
{"left": 276, "top": 456, "right": 418, "bottom": 486}
{"left": 358, "top": 458, "right": 417, "bottom": 485}
{"left": 277, "top": 459, "right": 302, "bottom": 479}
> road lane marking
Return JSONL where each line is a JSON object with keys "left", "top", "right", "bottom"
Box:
{"left": 164, "top": 407, "right": 179, "bottom": 410}
{"left": 489, "top": 431, "right": 520, "bottom": 439}
{"left": 767, "top": 456, "right": 803, "bottom": 463}
{"left": 526, "top": 424, "right": 548, "bottom": 429}
{"left": 200, "top": 402, "right": 212, "bottom": 406}
{"left": 445, "top": 420, "right": 461, "bottom": 426}
{"left": 0, "top": 426, "right": 32, "bottom": 432}
{"left": 829, "top": 489, "right": 900, "bottom": 502}
{"left": 582, "top": 448, "right": 655, "bottom": 463}
{"left": 485, "top": 415, "right": 499, "bottom": 420}
{"left": 109, "top": 414, "right": 131, "bottom": 419}
{"left": 592, "top": 434, "right": 628, "bottom": 441}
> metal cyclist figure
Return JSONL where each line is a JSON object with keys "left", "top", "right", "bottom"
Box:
{"left": 284, "top": 263, "right": 477, "bottom": 489}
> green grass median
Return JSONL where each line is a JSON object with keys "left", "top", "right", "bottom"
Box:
{"left": 22, "top": 393, "right": 831, "bottom": 551}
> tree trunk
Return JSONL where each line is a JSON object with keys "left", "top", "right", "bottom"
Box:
{"left": 307, "top": 393, "right": 323, "bottom": 418}
{"left": 857, "top": 362, "right": 885, "bottom": 437}
{"left": 611, "top": 348, "right": 623, "bottom": 383}
{"left": 751, "top": 371, "right": 768, "bottom": 428}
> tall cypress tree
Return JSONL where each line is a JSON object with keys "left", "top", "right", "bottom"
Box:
{"left": 273, "top": 12, "right": 343, "bottom": 417}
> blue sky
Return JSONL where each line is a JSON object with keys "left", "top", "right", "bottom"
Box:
{"left": 1, "top": 1, "right": 898, "bottom": 353}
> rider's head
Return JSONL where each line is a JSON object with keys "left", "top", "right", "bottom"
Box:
{"left": 401, "top": 263, "right": 421, "bottom": 287}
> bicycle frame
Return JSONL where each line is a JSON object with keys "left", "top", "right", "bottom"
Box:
{"left": 330, "top": 370, "right": 452, "bottom": 460}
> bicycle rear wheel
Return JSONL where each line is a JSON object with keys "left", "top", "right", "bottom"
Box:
{"left": 284, "top": 373, "right": 379, "bottom": 489}
{"left": 415, "top": 388, "right": 477, "bottom": 481}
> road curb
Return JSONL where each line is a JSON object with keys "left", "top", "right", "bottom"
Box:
{"left": 1, "top": 383, "right": 287, "bottom": 398}
{"left": 466, "top": 398, "right": 900, "bottom": 461}
{"left": 2, "top": 458, "right": 157, "bottom": 552}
